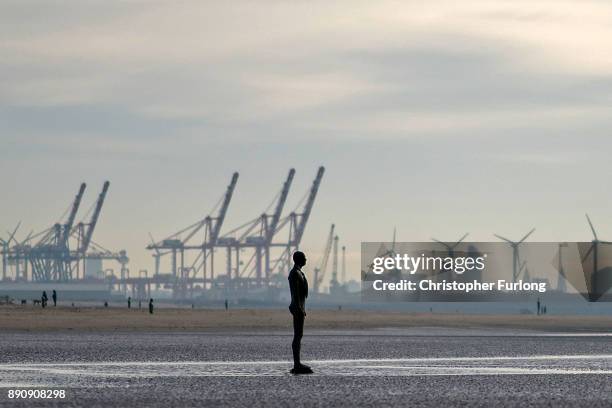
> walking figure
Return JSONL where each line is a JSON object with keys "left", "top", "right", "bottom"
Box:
{"left": 537, "top": 298, "right": 541, "bottom": 315}
{"left": 288, "top": 251, "right": 312, "bottom": 374}
{"left": 41, "top": 291, "right": 48, "bottom": 308}
{"left": 52, "top": 290, "right": 57, "bottom": 307}
{"left": 225, "top": 299, "right": 228, "bottom": 311}
{"left": 149, "top": 298, "right": 154, "bottom": 314}
{"left": 127, "top": 297, "right": 131, "bottom": 309}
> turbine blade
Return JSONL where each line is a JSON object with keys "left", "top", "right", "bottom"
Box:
{"left": 19, "top": 230, "right": 34, "bottom": 245}
{"left": 432, "top": 237, "right": 442, "bottom": 243}
{"left": 148, "top": 232, "right": 162, "bottom": 255}
{"left": 518, "top": 228, "right": 536, "bottom": 244}
{"left": 7, "top": 221, "right": 21, "bottom": 244}
{"left": 432, "top": 238, "right": 451, "bottom": 249}
{"left": 581, "top": 244, "right": 594, "bottom": 263}
{"left": 452, "top": 233, "right": 469, "bottom": 248}
{"left": 494, "top": 234, "right": 514, "bottom": 244}
{"left": 586, "top": 214, "right": 598, "bottom": 241}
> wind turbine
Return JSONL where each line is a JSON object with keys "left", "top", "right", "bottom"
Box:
{"left": 379, "top": 227, "right": 398, "bottom": 258}
{"left": 557, "top": 242, "right": 568, "bottom": 293}
{"left": 5, "top": 222, "right": 21, "bottom": 246}
{"left": 15, "top": 231, "right": 33, "bottom": 281}
{"left": 4, "top": 222, "right": 21, "bottom": 279}
{"left": 520, "top": 260, "right": 530, "bottom": 282}
{"left": 494, "top": 228, "right": 535, "bottom": 283}
{"left": 363, "top": 227, "right": 398, "bottom": 280}
{"left": 582, "top": 214, "right": 612, "bottom": 299}
{"left": 432, "top": 233, "right": 469, "bottom": 258}
{"left": 0, "top": 237, "right": 7, "bottom": 281}
{"left": 430, "top": 233, "right": 469, "bottom": 280}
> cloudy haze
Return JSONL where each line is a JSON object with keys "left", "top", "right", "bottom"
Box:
{"left": 2, "top": 1, "right": 612, "bottom": 284}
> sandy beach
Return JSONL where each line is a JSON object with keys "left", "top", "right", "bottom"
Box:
{"left": 0, "top": 305, "right": 610, "bottom": 332}
{"left": 2, "top": 308, "right": 612, "bottom": 407}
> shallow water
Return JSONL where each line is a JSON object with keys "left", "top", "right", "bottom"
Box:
{"left": 3, "top": 354, "right": 612, "bottom": 387}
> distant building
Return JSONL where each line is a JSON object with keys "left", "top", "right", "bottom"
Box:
{"left": 85, "top": 258, "right": 104, "bottom": 279}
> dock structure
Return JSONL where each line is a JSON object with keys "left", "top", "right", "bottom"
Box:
{"left": 1, "top": 168, "right": 326, "bottom": 300}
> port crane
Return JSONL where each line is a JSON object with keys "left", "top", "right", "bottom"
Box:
{"left": 146, "top": 172, "right": 239, "bottom": 295}
{"left": 1, "top": 181, "right": 120, "bottom": 282}
{"left": 312, "top": 224, "right": 335, "bottom": 294}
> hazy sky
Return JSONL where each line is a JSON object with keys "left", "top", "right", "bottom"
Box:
{"left": 2, "top": 1, "right": 612, "bottom": 285}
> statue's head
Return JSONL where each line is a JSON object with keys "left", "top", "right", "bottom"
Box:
{"left": 293, "top": 251, "right": 307, "bottom": 267}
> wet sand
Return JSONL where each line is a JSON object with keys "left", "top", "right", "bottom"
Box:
{"left": 1, "top": 329, "right": 612, "bottom": 407}
{"left": 1, "top": 306, "right": 611, "bottom": 406}
{"left": 0, "top": 305, "right": 611, "bottom": 332}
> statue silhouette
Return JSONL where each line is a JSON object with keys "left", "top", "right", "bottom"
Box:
{"left": 288, "top": 251, "right": 313, "bottom": 374}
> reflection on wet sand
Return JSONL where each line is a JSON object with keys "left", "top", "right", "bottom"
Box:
{"left": 2, "top": 354, "right": 612, "bottom": 388}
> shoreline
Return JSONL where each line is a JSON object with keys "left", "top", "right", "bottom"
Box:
{"left": 0, "top": 305, "right": 610, "bottom": 333}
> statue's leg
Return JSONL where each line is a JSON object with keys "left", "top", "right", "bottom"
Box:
{"left": 292, "top": 312, "right": 304, "bottom": 368}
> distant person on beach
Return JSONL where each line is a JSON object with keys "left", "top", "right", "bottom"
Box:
{"left": 104, "top": 301, "right": 108, "bottom": 308}
{"left": 288, "top": 251, "right": 312, "bottom": 374}
{"left": 128, "top": 297, "right": 131, "bottom": 309}
{"left": 149, "top": 298, "right": 154, "bottom": 314}
{"left": 537, "top": 298, "right": 541, "bottom": 315}
{"left": 41, "top": 291, "right": 48, "bottom": 308}
{"left": 225, "top": 299, "right": 228, "bottom": 311}
{"left": 52, "top": 290, "right": 57, "bottom": 307}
